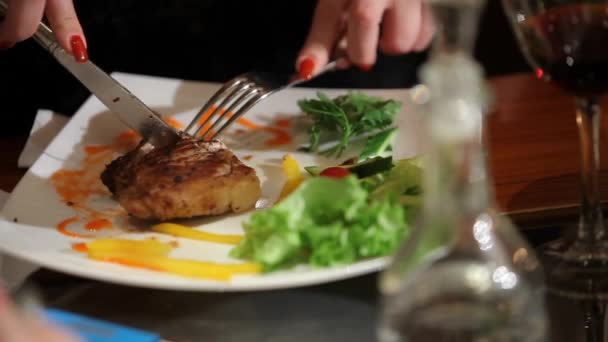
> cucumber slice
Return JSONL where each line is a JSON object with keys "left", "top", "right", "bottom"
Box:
{"left": 304, "top": 166, "right": 322, "bottom": 176}
{"left": 305, "top": 156, "right": 393, "bottom": 178}
{"left": 348, "top": 156, "right": 394, "bottom": 178}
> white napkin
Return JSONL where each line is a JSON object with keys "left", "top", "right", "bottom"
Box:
{"left": 0, "top": 190, "right": 10, "bottom": 208}
{"left": 0, "top": 187, "right": 35, "bottom": 291}
{"left": 2, "top": 109, "right": 69, "bottom": 291}
{"left": 18, "top": 109, "right": 69, "bottom": 168}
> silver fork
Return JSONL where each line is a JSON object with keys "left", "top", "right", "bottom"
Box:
{"left": 184, "top": 60, "right": 343, "bottom": 140}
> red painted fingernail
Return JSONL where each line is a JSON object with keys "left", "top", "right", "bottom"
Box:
{"left": 298, "top": 58, "right": 315, "bottom": 80}
{"left": 70, "top": 35, "right": 88, "bottom": 63}
{"left": 358, "top": 64, "right": 373, "bottom": 72}
{"left": 0, "top": 41, "right": 14, "bottom": 50}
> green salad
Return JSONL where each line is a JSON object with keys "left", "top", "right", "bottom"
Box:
{"left": 230, "top": 91, "right": 421, "bottom": 272}
{"left": 231, "top": 157, "right": 423, "bottom": 272}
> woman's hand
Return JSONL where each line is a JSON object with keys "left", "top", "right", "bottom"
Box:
{"left": 296, "top": 0, "right": 434, "bottom": 79}
{"left": 0, "top": 0, "right": 87, "bottom": 62}
{"left": 0, "top": 289, "right": 80, "bottom": 342}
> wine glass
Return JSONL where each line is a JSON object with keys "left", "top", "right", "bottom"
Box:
{"left": 502, "top": 0, "right": 608, "bottom": 339}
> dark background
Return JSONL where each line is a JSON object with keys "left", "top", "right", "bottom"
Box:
{"left": 0, "top": 0, "right": 528, "bottom": 136}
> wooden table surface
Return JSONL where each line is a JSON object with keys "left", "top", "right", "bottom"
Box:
{"left": 489, "top": 73, "right": 608, "bottom": 224}
{"left": 0, "top": 72, "right": 603, "bottom": 223}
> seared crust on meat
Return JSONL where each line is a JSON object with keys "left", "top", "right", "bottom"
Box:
{"left": 101, "top": 136, "right": 261, "bottom": 220}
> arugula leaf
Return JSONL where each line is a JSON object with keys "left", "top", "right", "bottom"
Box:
{"left": 359, "top": 128, "right": 398, "bottom": 161}
{"left": 298, "top": 92, "right": 401, "bottom": 159}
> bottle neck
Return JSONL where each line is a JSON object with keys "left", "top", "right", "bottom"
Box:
{"left": 423, "top": 127, "right": 492, "bottom": 216}
{"left": 417, "top": 46, "right": 494, "bottom": 240}
{"left": 427, "top": 0, "right": 485, "bottom": 55}
{"left": 406, "top": 0, "right": 495, "bottom": 251}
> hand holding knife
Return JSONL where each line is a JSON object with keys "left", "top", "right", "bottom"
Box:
{"left": 0, "top": 0, "right": 180, "bottom": 148}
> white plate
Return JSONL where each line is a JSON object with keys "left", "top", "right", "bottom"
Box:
{"left": 0, "top": 73, "right": 424, "bottom": 291}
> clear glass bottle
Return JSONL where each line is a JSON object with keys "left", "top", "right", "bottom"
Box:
{"left": 377, "top": 1, "right": 547, "bottom": 341}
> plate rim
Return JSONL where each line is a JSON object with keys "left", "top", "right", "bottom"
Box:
{"left": 0, "top": 218, "right": 388, "bottom": 292}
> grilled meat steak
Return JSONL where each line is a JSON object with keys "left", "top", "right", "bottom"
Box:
{"left": 101, "top": 136, "right": 261, "bottom": 220}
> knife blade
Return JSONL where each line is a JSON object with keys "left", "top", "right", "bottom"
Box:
{"left": 0, "top": 2, "right": 180, "bottom": 148}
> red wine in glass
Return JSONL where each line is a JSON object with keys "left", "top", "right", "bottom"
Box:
{"left": 519, "top": 4, "right": 608, "bottom": 96}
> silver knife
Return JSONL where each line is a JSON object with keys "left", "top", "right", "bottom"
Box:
{"left": 0, "top": 2, "right": 180, "bottom": 148}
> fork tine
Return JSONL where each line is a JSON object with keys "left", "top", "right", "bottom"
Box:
{"left": 194, "top": 82, "right": 255, "bottom": 138}
{"left": 190, "top": 102, "right": 224, "bottom": 137}
{"left": 185, "top": 76, "right": 247, "bottom": 135}
{"left": 207, "top": 91, "right": 269, "bottom": 140}
{"left": 187, "top": 59, "right": 341, "bottom": 137}
{"left": 198, "top": 86, "right": 260, "bottom": 140}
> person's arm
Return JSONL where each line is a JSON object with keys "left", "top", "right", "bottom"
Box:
{"left": 0, "top": 288, "right": 81, "bottom": 342}
{"left": 296, "top": 0, "right": 434, "bottom": 79}
{"left": 0, "top": 0, "right": 87, "bottom": 62}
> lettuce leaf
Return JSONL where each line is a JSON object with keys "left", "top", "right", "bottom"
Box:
{"left": 230, "top": 176, "right": 409, "bottom": 271}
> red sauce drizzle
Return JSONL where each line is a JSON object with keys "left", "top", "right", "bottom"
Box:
{"left": 52, "top": 130, "right": 141, "bottom": 238}
{"left": 71, "top": 243, "right": 88, "bottom": 253}
{"left": 196, "top": 106, "right": 293, "bottom": 147}
{"left": 57, "top": 217, "right": 96, "bottom": 238}
{"left": 163, "top": 117, "right": 185, "bottom": 130}
{"left": 85, "top": 219, "right": 113, "bottom": 232}
{"left": 274, "top": 118, "right": 291, "bottom": 128}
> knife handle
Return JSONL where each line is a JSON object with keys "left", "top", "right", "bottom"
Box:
{"left": 0, "top": 0, "right": 61, "bottom": 53}
{"left": 31, "top": 22, "right": 60, "bottom": 53}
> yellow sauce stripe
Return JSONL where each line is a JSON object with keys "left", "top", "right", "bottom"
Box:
{"left": 87, "top": 250, "right": 260, "bottom": 281}
{"left": 151, "top": 223, "right": 243, "bottom": 245}
{"left": 86, "top": 238, "right": 173, "bottom": 256}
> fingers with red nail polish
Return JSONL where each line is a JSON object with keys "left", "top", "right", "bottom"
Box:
{"left": 297, "top": 0, "right": 435, "bottom": 75}
{"left": 298, "top": 58, "right": 315, "bottom": 80}
{"left": 46, "top": 0, "right": 88, "bottom": 61}
{"left": 0, "top": 0, "right": 88, "bottom": 60}
{"left": 70, "top": 35, "right": 88, "bottom": 62}
{"left": 296, "top": 0, "right": 348, "bottom": 79}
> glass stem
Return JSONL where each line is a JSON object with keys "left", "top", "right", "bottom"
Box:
{"left": 581, "top": 299, "right": 606, "bottom": 342}
{"left": 575, "top": 97, "right": 604, "bottom": 243}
